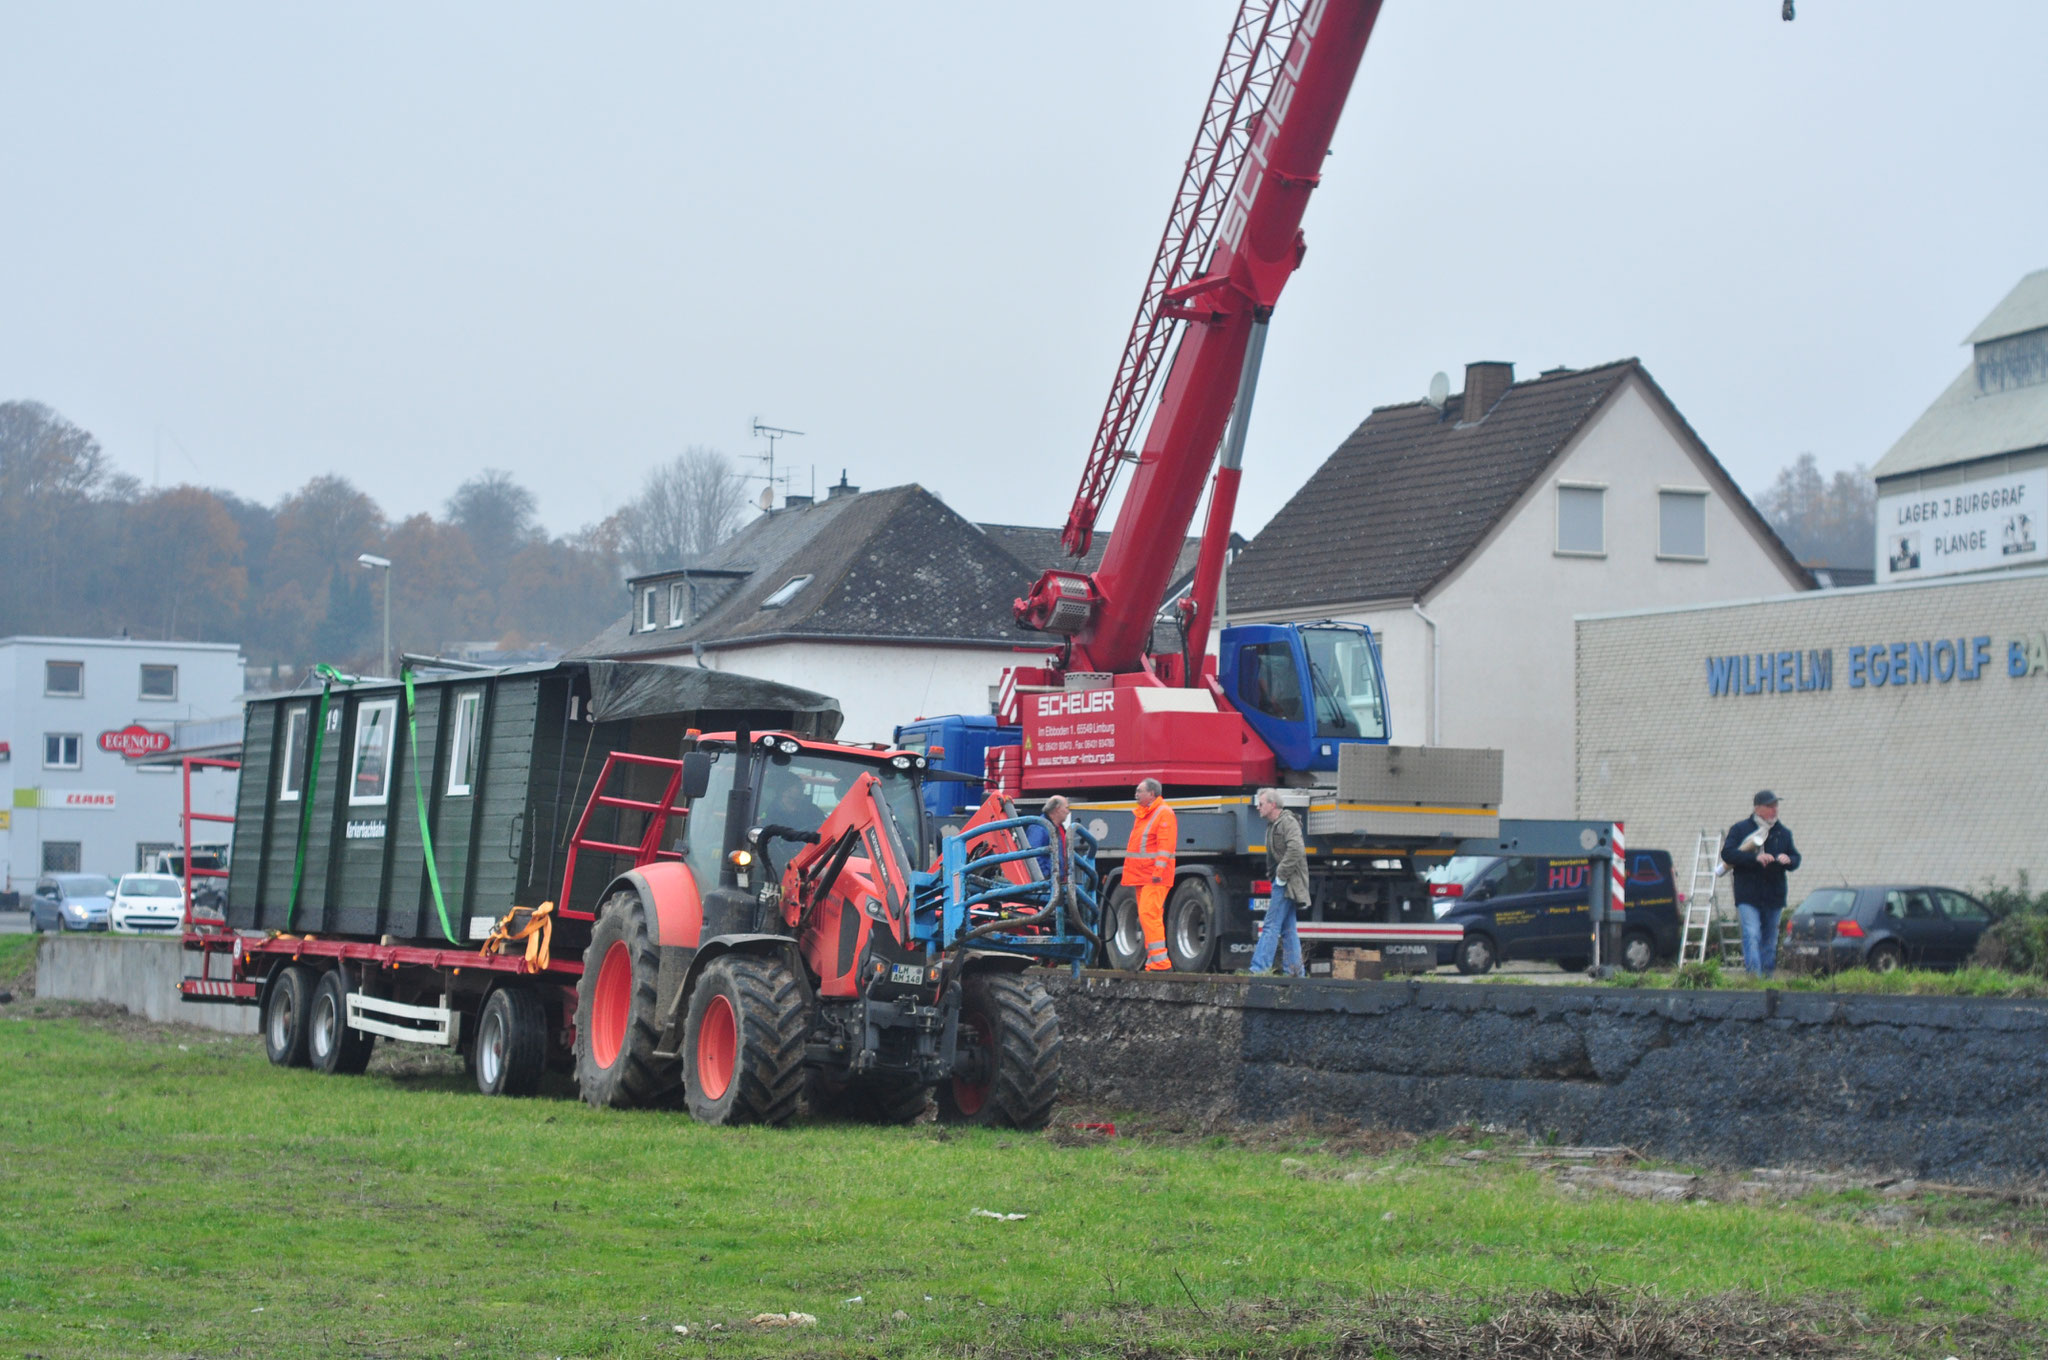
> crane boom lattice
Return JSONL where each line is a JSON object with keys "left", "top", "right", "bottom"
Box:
{"left": 1060, "top": 0, "right": 1305, "bottom": 559}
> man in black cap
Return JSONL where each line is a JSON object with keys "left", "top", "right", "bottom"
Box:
{"left": 1720, "top": 791, "right": 1801, "bottom": 976}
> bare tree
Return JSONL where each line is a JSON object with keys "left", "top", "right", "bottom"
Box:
{"left": 1756, "top": 453, "right": 1877, "bottom": 570}
{"left": 446, "top": 468, "right": 541, "bottom": 570}
{"left": 618, "top": 446, "right": 747, "bottom": 572}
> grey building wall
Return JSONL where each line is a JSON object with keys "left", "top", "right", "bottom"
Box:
{"left": 1576, "top": 569, "right": 2048, "bottom": 895}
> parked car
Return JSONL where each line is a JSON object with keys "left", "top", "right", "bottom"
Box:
{"left": 111, "top": 873, "right": 190, "bottom": 934}
{"left": 1784, "top": 885, "right": 1992, "bottom": 973}
{"left": 27, "top": 874, "right": 116, "bottom": 933}
{"left": 1428, "top": 850, "right": 1678, "bottom": 974}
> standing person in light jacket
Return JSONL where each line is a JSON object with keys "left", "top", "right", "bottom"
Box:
{"left": 1245, "top": 788, "right": 1309, "bottom": 977}
{"left": 1721, "top": 790, "right": 1801, "bottom": 977}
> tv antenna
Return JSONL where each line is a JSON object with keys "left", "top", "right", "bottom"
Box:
{"left": 748, "top": 419, "right": 805, "bottom": 510}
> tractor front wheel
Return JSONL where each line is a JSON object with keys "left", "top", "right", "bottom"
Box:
{"left": 937, "top": 971, "right": 1060, "bottom": 1129}
{"left": 682, "top": 953, "right": 808, "bottom": 1126}
{"left": 575, "top": 890, "right": 681, "bottom": 1109}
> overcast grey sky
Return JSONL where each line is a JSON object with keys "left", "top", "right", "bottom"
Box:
{"left": 3, "top": 2, "right": 2042, "bottom": 544}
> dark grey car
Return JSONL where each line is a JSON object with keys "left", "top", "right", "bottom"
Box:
{"left": 1783, "top": 885, "right": 1992, "bottom": 973}
{"left": 28, "top": 874, "right": 115, "bottom": 932}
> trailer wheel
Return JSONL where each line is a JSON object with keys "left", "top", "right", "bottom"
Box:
{"left": 1166, "top": 877, "right": 1218, "bottom": 972}
{"left": 806, "top": 1070, "right": 931, "bottom": 1125}
{"left": 263, "top": 965, "right": 317, "bottom": 1068}
{"left": 1454, "top": 933, "right": 1496, "bottom": 976}
{"left": 308, "top": 969, "right": 376, "bottom": 1075}
{"left": 476, "top": 986, "right": 549, "bottom": 1097}
{"left": 1104, "top": 887, "right": 1146, "bottom": 971}
{"left": 937, "top": 971, "right": 1060, "bottom": 1130}
{"left": 575, "top": 890, "right": 681, "bottom": 1109}
{"left": 683, "top": 953, "right": 807, "bottom": 1126}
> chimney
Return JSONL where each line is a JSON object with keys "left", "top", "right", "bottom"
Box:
{"left": 827, "top": 469, "right": 859, "bottom": 500}
{"left": 1461, "top": 361, "right": 1514, "bottom": 422}
{"left": 783, "top": 493, "right": 814, "bottom": 509}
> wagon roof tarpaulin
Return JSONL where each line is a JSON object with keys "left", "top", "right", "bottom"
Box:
{"left": 582, "top": 661, "right": 843, "bottom": 738}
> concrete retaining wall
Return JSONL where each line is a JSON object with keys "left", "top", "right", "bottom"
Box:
{"left": 1045, "top": 972, "right": 2048, "bottom": 1187}
{"left": 35, "top": 936, "right": 258, "bottom": 1035}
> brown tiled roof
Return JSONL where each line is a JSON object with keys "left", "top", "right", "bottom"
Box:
{"left": 1230, "top": 360, "right": 1807, "bottom": 613}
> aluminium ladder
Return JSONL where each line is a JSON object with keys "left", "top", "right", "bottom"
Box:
{"left": 1679, "top": 831, "right": 1721, "bottom": 963}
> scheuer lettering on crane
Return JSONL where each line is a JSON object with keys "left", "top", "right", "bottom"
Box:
{"left": 1036, "top": 690, "right": 1116, "bottom": 717}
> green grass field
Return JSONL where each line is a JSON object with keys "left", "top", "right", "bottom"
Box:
{"left": 2, "top": 999, "right": 2044, "bottom": 1358}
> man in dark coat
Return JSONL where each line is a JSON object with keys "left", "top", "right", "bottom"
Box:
{"left": 1721, "top": 790, "right": 1801, "bottom": 976}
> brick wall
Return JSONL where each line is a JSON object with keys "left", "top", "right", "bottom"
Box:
{"left": 1576, "top": 569, "right": 2048, "bottom": 897}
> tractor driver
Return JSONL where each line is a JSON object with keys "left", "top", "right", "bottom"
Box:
{"left": 1124, "top": 778, "right": 1177, "bottom": 972}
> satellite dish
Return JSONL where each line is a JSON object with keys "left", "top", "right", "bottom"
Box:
{"left": 759, "top": 486, "right": 774, "bottom": 511}
{"left": 1425, "top": 372, "right": 1449, "bottom": 411}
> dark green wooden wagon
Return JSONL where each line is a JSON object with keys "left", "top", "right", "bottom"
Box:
{"left": 225, "top": 660, "right": 841, "bottom": 941}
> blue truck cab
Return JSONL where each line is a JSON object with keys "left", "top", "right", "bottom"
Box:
{"left": 1217, "top": 621, "right": 1390, "bottom": 773}
{"left": 894, "top": 713, "right": 1016, "bottom": 819}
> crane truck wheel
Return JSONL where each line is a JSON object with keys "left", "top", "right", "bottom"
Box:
{"left": 806, "top": 1070, "right": 931, "bottom": 1125}
{"left": 575, "top": 890, "right": 683, "bottom": 1110}
{"left": 262, "top": 964, "right": 318, "bottom": 1068}
{"left": 1166, "top": 878, "right": 1218, "bottom": 972}
{"left": 682, "top": 953, "right": 808, "bottom": 1126}
{"left": 1104, "top": 888, "right": 1146, "bottom": 971}
{"left": 936, "top": 971, "right": 1061, "bottom": 1130}
{"left": 476, "top": 986, "right": 549, "bottom": 1097}
{"left": 308, "top": 969, "right": 376, "bottom": 1075}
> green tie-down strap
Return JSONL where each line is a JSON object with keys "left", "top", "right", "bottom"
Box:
{"left": 403, "top": 667, "right": 459, "bottom": 945}
{"left": 284, "top": 663, "right": 356, "bottom": 931}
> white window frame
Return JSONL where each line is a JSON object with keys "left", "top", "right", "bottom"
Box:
{"left": 278, "top": 706, "right": 310, "bottom": 802}
{"left": 1555, "top": 482, "right": 1607, "bottom": 558}
{"left": 348, "top": 698, "right": 400, "bottom": 807}
{"left": 139, "top": 663, "right": 179, "bottom": 701}
{"left": 45, "top": 660, "right": 83, "bottom": 698}
{"left": 1656, "top": 486, "right": 1710, "bottom": 562}
{"left": 641, "top": 587, "right": 659, "bottom": 631}
{"left": 668, "top": 580, "right": 688, "bottom": 627}
{"left": 446, "top": 690, "right": 484, "bottom": 797}
{"left": 760, "top": 574, "right": 813, "bottom": 609}
{"left": 44, "top": 733, "right": 82, "bottom": 770}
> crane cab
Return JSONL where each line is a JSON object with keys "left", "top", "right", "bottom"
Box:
{"left": 1218, "top": 621, "right": 1389, "bottom": 774}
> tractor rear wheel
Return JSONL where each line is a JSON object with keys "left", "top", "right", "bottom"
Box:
{"left": 575, "top": 890, "right": 682, "bottom": 1109}
{"left": 263, "top": 964, "right": 317, "bottom": 1068}
{"left": 683, "top": 953, "right": 808, "bottom": 1126}
{"left": 937, "top": 971, "right": 1060, "bottom": 1129}
{"left": 807, "top": 1070, "right": 931, "bottom": 1125}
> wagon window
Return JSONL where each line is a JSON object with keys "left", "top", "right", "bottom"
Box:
{"left": 446, "top": 690, "right": 484, "bottom": 797}
{"left": 278, "top": 706, "right": 310, "bottom": 802}
{"left": 349, "top": 699, "right": 399, "bottom": 806}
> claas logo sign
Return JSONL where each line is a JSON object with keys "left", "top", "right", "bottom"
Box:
{"left": 99, "top": 724, "right": 172, "bottom": 759}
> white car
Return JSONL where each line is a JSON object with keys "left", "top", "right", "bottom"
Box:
{"left": 111, "top": 874, "right": 189, "bottom": 934}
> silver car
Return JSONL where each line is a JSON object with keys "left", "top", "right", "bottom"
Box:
{"left": 29, "top": 874, "right": 115, "bottom": 932}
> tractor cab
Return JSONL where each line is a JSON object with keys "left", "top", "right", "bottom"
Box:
{"left": 1218, "top": 621, "right": 1390, "bottom": 774}
{"left": 682, "top": 732, "right": 934, "bottom": 883}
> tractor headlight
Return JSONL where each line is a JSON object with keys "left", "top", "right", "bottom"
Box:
{"left": 913, "top": 756, "right": 927, "bottom": 771}
{"left": 890, "top": 755, "right": 912, "bottom": 770}
{"left": 729, "top": 849, "right": 754, "bottom": 868}
{"left": 777, "top": 738, "right": 800, "bottom": 755}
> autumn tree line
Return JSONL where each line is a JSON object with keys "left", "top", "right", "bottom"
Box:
{"left": 0, "top": 400, "right": 748, "bottom": 681}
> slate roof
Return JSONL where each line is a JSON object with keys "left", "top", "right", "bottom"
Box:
{"left": 1229, "top": 359, "right": 1806, "bottom": 614}
{"left": 978, "top": 523, "right": 1207, "bottom": 587}
{"left": 571, "top": 485, "right": 1039, "bottom": 659}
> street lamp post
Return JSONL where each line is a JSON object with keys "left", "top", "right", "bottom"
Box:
{"left": 357, "top": 553, "right": 392, "bottom": 678}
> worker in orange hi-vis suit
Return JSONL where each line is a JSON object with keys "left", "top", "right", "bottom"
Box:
{"left": 1122, "top": 778, "right": 1178, "bottom": 971}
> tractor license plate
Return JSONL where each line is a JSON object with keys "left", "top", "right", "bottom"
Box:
{"left": 889, "top": 964, "right": 926, "bottom": 985}
{"left": 1796, "top": 946, "right": 1820, "bottom": 956}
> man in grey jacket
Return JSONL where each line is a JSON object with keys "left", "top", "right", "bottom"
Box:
{"left": 1246, "top": 788, "right": 1309, "bottom": 976}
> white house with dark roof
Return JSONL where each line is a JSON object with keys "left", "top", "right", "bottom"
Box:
{"left": 1226, "top": 359, "right": 1810, "bottom": 817}
{"left": 1872, "top": 267, "right": 2048, "bottom": 584}
{"left": 571, "top": 480, "right": 1043, "bottom": 743}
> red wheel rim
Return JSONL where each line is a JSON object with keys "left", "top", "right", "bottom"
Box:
{"left": 697, "top": 994, "right": 737, "bottom": 1101}
{"left": 590, "top": 941, "right": 632, "bottom": 1069}
{"left": 950, "top": 1009, "right": 992, "bottom": 1115}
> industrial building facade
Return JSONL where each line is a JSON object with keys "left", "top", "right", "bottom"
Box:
{"left": 1576, "top": 568, "right": 2048, "bottom": 896}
